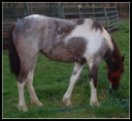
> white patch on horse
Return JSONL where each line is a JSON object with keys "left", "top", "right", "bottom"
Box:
{"left": 65, "top": 19, "right": 93, "bottom": 44}
{"left": 17, "top": 81, "right": 27, "bottom": 112}
{"left": 89, "top": 79, "right": 100, "bottom": 107}
{"left": 84, "top": 30, "right": 104, "bottom": 59}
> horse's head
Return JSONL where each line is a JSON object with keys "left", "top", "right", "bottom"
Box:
{"left": 108, "top": 55, "right": 124, "bottom": 92}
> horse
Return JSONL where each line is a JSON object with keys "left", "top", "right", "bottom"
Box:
{"left": 7, "top": 14, "right": 124, "bottom": 112}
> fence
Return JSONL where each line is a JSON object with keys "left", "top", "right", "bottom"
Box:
{"left": 62, "top": 6, "right": 119, "bottom": 31}
{"left": 2, "top": 3, "right": 119, "bottom": 49}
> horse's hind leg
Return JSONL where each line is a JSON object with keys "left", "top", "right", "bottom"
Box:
{"left": 26, "top": 56, "right": 43, "bottom": 107}
{"left": 17, "top": 54, "right": 42, "bottom": 111}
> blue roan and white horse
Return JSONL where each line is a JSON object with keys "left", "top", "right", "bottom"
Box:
{"left": 8, "top": 14, "right": 124, "bottom": 112}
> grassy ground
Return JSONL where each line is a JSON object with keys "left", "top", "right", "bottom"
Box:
{"left": 2, "top": 19, "right": 130, "bottom": 118}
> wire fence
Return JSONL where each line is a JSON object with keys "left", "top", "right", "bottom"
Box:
{"left": 62, "top": 6, "right": 119, "bottom": 31}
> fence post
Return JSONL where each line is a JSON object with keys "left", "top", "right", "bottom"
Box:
{"left": 92, "top": 7, "right": 94, "bottom": 18}
{"left": 104, "top": 7, "right": 108, "bottom": 31}
{"left": 115, "top": 7, "right": 119, "bottom": 28}
{"left": 78, "top": 5, "right": 82, "bottom": 18}
{"left": 58, "top": 2, "right": 62, "bottom": 18}
{"left": 24, "top": 3, "right": 30, "bottom": 16}
{"left": 58, "top": 2, "right": 64, "bottom": 19}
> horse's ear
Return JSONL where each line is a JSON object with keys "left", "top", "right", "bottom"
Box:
{"left": 122, "top": 55, "right": 125, "bottom": 62}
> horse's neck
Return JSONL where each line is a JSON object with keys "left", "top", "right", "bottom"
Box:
{"left": 104, "top": 38, "right": 121, "bottom": 70}
{"left": 104, "top": 50, "right": 114, "bottom": 68}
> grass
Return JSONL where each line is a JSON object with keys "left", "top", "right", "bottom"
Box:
{"left": 2, "top": 19, "right": 130, "bottom": 118}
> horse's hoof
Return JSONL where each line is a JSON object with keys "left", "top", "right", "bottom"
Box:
{"left": 36, "top": 101, "right": 43, "bottom": 107}
{"left": 62, "top": 98, "right": 72, "bottom": 107}
{"left": 90, "top": 100, "right": 100, "bottom": 107}
{"left": 31, "top": 100, "right": 43, "bottom": 107}
{"left": 17, "top": 104, "right": 28, "bottom": 112}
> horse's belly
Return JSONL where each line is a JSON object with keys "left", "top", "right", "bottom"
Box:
{"left": 47, "top": 45, "right": 76, "bottom": 62}
{"left": 44, "top": 42, "right": 85, "bottom": 63}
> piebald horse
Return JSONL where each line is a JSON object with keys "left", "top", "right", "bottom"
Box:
{"left": 8, "top": 14, "right": 124, "bottom": 112}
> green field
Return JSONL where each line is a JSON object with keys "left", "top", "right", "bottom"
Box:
{"left": 2, "top": 19, "right": 130, "bottom": 118}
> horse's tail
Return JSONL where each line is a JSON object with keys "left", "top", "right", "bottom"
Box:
{"left": 8, "top": 24, "right": 20, "bottom": 78}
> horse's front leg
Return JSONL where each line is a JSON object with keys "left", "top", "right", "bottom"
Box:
{"left": 63, "top": 63, "right": 83, "bottom": 106}
{"left": 88, "top": 60, "right": 100, "bottom": 107}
